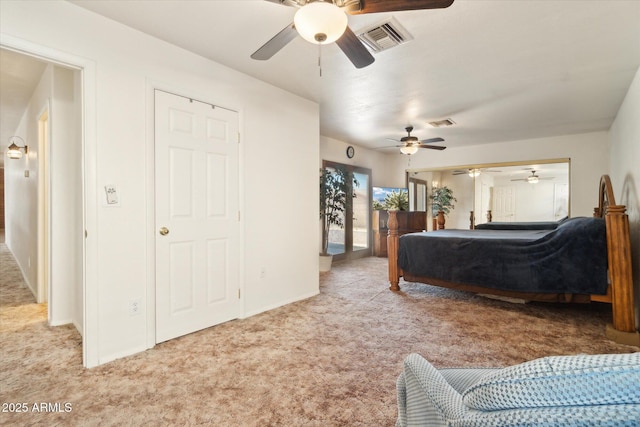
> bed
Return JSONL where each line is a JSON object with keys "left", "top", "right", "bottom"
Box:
{"left": 387, "top": 175, "right": 636, "bottom": 338}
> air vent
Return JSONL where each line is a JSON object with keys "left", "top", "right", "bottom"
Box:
{"left": 428, "top": 118, "right": 456, "bottom": 128}
{"left": 356, "top": 17, "right": 413, "bottom": 53}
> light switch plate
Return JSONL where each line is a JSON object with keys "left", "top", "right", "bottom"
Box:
{"left": 104, "top": 184, "right": 120, "bottom": 206}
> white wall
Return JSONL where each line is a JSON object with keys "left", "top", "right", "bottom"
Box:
{"left": 320, "top": 136, "right": 397, "bottom": 187}
{"left": 609, "top": 66, "right": 640, "bottom": 330}
{"left": 439, "top": 173, "right": 474, "bottom": 229}
{"left": 50, "top": 66, "right": 83, "bottom": 329}
{"left": 1, "top": 0, "right": 320, "bottom": 365}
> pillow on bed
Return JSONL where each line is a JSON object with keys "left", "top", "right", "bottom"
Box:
{"left": 462, "top": 353, "right": 640, "bottom": 411}
{"left": 474, "top": 219, "right": 563, "bottom": 230}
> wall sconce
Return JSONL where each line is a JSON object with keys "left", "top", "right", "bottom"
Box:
{"left": 7, "top": 136, "right": 28, "bottom": 159}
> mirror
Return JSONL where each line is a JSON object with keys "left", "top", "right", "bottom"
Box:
{"left": 407, "top": 159, "right": 570, "bottom": 230}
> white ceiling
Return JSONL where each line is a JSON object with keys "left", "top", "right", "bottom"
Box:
{"left": 2, "top": 0, "right": 639, "bottom": 166}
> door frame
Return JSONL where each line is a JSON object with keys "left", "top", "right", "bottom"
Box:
{"left": 0, "top": 34, "right": 99, "bottom": 368}
{"left": 37, "top": 104, "right": 50, "bottom": 305}
{"left": 408, "top": 177, "right": 428, "bottom": 212}
{"left": 145, "top": 81, "right": 245, "bottom": 349}
{"left": 321, "top": 160, "right": 372, "bottom": 262}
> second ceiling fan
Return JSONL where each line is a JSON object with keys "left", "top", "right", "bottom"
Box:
{"left": 251, "top": 0, "right": 455, "bottom": 69}
{"left": 383, "top": 126, "right": 446, "bottom": 155}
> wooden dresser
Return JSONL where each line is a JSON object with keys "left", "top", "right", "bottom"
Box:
{"left": 373, "top": 211, "right": 427, "bottom": 257}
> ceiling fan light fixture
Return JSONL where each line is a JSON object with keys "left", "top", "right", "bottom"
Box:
{"left": 294, "top": 1, "right": 348, "bottom": 44}
{"left": 400, "top": 145, "right": 419, "bottom": 155}
{"left": 527, "top": 175, "right": 539, "bottom": 184}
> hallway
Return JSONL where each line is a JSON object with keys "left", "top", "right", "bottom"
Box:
{"left": 0, "top": 234, "right": 83, "bottom": 399}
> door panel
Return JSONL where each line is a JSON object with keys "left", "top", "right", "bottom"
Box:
{"left": 207, "top": 239, "right": 227, "bottom": 303}
{"left": 493, "top": 185, "right": 516, "bottom": 222}
{"left": 169, "top": 148, "right": 195, "bottom": 218}
{"left": 169, "top": 242, "right": 195, "bottom": 313}
{"left": 207, "top": 153, "right": 227, "bottom": 217}
{"left": 155, "top": 90, "right": 240, "bottom": 343}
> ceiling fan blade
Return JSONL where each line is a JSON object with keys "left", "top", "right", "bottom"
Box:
{"left": 375, "top": 145, "right": 402, "bottom": 149}
{"left": 251, "top": 23, "right": 297, "bottom": 60}
{"left": 419, "top": 137, "right": 445, "bottom": 144}
{"left": 336, "top": 26, "right": 375, "bottom": 69}
{"left": 348, "top": 0, "right": 455, "bottom": 15}
{"left": 263, "top": 0, "right": 299, "bottom": 6}
{"left": 417, "top": 144, "right": 446, "bottom": 150}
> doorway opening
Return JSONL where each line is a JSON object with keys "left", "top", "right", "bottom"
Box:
{"left": 322, "top": 160, "right": 372, "bottom": 262}
{"left": 0, "top": 46, "right": 85, "bottom": 358}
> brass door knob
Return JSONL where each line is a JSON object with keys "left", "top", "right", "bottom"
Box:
{"left": 159, "top": 227, "right": 169, "bottom": 236}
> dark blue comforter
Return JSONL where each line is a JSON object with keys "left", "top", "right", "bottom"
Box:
{"left": 398, "top": 217, "right": 608, "bottom": 295}
{"left": 474, "top": 217, "right": 567, "bottom": 230}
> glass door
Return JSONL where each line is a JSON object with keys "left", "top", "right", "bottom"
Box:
{"left": 322, "top": 161, "right": 372, "bottom": 261}
{"left": 408, "top": 177, "right": 428, "bottom": 212}
{"left": 352, "top": 171, "right": 370, "bottom": 256}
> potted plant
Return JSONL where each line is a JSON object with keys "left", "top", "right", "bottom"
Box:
{"left": 429, "top": 186, "right": 456, "bottom": 229}
{"left": 382, "top": 190, "right": 409, "bottom": 211}
{"left": 319, "top": 167, "right": 358, "bottom": 271}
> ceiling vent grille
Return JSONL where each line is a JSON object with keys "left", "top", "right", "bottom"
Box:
{"left": 356, "top": 17, "right": 413, "bottom": 53}
{"left": 428, "top": 118, "right": 456, "bottom": 128}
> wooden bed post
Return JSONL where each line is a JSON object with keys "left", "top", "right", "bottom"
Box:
{"left": 605, "top": 204, "right": 635, "bottom": 333}
{"left": 387, "top": 210, "right": 401, "bottom": 291}
{"left": 597, "top": 175, "right": 637, "bottom": 341}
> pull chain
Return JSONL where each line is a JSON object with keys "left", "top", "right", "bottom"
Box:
{"left": 318, "top": 42, "right": 322, "bottom": 77}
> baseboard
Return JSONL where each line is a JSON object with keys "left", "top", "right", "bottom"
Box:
{"left": 73, "top": 319, "right": 84, "bottom": 337}
{"left": 242, "top": 290, "right": 320, "bottom": 319}
{"left": 98, "top": 345, "right": 148, "bottom": 366}
{"left": 49, "top": 319, "right": 73, "bottom": 327}
{"left": 605, "top": 323, "right": 640, "bottom": 347}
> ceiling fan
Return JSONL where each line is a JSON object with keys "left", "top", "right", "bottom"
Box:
{"left": 381, "top": 126, "right": 446, "bottom": 155}
{"left": 511, "top": 170, "right": 554, "bottom": 184}
{"left": 251, "top": 0, "right": 455, "bottom": 69}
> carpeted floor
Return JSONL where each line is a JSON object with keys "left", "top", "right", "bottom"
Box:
{"left": 1, "top": 242, "right": 638, "bottom": 426}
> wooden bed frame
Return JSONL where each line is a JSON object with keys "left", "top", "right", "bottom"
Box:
{"left": 387, "top": 175, "right": 637, "bottom": 342}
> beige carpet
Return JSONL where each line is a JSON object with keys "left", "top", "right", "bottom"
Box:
{"left": 1, "top": 243, "right": 638, "bottom": 426}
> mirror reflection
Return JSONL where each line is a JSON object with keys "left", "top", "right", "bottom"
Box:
{"left": 408, "top": 160, "right": 570, "bottom": 230}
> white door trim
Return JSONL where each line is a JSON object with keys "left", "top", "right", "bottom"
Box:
{"left": 37, "top": 103, "right": 50, "bottom": 306}
{"left": 144, "top": 80, "right": 246, "bottom": 349}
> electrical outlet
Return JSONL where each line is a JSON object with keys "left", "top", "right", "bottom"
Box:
{"left": 129, "top": 298, "right": 142, "bottom": 316}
